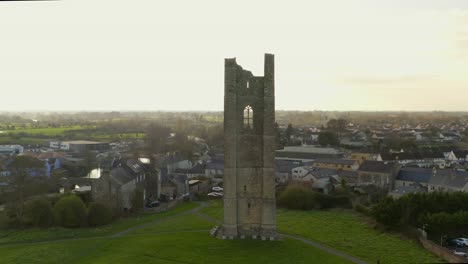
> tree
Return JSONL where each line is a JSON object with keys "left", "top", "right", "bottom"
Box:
{"left": 145, "top": 122, "right": 170, "bottom": 154}
{"left": 205, "top": 124, "right": 223, "bottom": 147}
{"left": 428, "top": 125, "right": 440, "bottom": 139}
{"left": 285, "top": 123, "right": 295, "bottom": 140}
{"left": 274, "top": 122, "right": 283, "bottom": 149}
{"left": 7, "top": 156, "right": 44, "bottom": 220}
{"left": 23, "top": 197, "right": 53, "bottom": 227}
{"left": 318, "top": 131, "right": 339, "bottom": 147}
{"left": 372, "top": 196, "right": 403, "bottom": 228}
{"left": 326, "top": 119, "right": 347, "bottom": 133}
{"left": 278, "top": 185, "right": 316, "bottom": 210}
{"left": 172, "top": 132, "right": 195, "bottom": 161}
{"left": 53, "top": 195, "right": 87, "bottom": 228}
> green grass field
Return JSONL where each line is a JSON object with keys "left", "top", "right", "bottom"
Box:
{"left": 2, "top": 126, "right": 89, "bottom": 136}
{"left": 0, "top": 202, "right": 353, "bottom": 264}
{"left": 0, "top": 126, "right": 146, "bottom": 145}
{"left": 0, "top": 232, "right": 351, "bottom": 264}
{"left": 0, "top": 136, "right": 46, "bottom": 145}
{"left": 0, "top": 125, "right": 146, "bottom": 144}
{"left": 0, "top": 203, "right": 198, "bottom": 244}
{"left": 201, "top": 200, "right": 442, "bottom": 264}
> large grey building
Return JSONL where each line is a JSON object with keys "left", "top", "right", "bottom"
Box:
{"left": 221, "top": 54, "right": 276, "bottom": 240}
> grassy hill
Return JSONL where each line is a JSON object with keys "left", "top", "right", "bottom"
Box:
{"left": 201, "top": 200, "right": 442, "bottom": 264}
{"left": 0, "top": 202, "right": 352, "bottom": 264}
{"left": 0, "top": 201, "right": 442, "bottom": 264}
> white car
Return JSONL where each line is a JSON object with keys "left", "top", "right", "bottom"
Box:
{"left": 207, "top": 192, "right": 223, "bottom": 197}
{"left": 452, "top": 250, "right": 466, "bottom": 257}
{"left": 212, "top": 186, "right": 224, "bottom": 192}
{"left": 455, "top": 238, "right": 468, "bottom": 247}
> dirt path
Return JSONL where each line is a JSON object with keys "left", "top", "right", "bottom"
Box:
{"left": 280, "top": 233, "right": 368, "bottom": 264}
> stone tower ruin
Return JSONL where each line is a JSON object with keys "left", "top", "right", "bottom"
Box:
{"left": 221, "top": 54, "right": 276, "bottom": 240}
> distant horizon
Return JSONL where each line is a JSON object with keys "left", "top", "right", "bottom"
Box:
{"left": 1, "top": 109, "right": 468, "bottom": 113}
{"left": 1, "top": 0, "right": 468, "bottom": 111}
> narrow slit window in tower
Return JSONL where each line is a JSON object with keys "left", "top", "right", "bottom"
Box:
{"left": 246, "top": 81, "right": 249, "bottom": 89}
{"left": 243, "top": 105, "right": 253, "bottom": 129}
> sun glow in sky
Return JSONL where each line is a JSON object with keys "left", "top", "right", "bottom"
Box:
{"left": 0, "top": 0, "right": 467, "bottom": 111}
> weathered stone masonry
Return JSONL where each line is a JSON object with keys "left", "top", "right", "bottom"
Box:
{"left": 221, "top": 54, "right": 276, "bottom": 240}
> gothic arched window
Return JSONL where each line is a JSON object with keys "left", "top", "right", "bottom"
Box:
{"left": 243, "top": 105, "right": 253, "bottom": 129}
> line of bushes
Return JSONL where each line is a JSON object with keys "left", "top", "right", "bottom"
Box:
{"left": 421, "top": 210, "right": 468, "bottom": 239}
{"left": 371, "top": 191, "right": 468, "bottom": 239}
{"left": 278, "top": 185, "right": 352, "bottom": 210}
{"left": 9, "top": 195, "right": 113, "bottom": 228}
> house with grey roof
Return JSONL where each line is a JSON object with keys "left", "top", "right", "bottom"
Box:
{"left": 395, "top": 167, "right": 432, "bottom": 188}
{"left": 275, "top": 146, "right": 344, "bottom": 162}
{"left": 159, "top": 169, "right": 188, "bottom": 201}
{"left": 275, "top": 159, "right": 303, "bottom": 184}
{"left": 428, "top": 169, "right": 468, "bottom": 192}
{"left": 357, "top": 160, "right": 399, "bottom": 190}
{"left": 290, "top": 166, "right": 339, "bottom": 194}
{"left": 174, "top": 163, "right": 206, "bottom": 179}
{"left": 92, "top": 158, "right": 159, "bottom": 210}
{"left": 205, "top": 160, "right": 224, "bottom": 177}
{"left": 337, "top": 170, "right": 358, "bottom": 187}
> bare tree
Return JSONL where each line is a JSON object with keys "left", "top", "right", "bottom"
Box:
{"left": 7, "top": 156, "right": 44, "bottom": 219}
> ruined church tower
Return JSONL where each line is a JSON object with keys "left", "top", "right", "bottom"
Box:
{"left": 222, "top": 54, "right": 276, "bottom": 240}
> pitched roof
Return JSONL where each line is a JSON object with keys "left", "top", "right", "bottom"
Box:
{"left": 313, "top": 159, "right": 357, "bottom": 166}
{"left": 337, "top": 170, "right": 358, "bottom": 178}
{"left": 276, "top": 146, "right": 344, "bottom": 160}
{"left": 305, "top": 168, "right": 338, "bottom": 179}
{"left": 338, "top": 170, "right": 358, "bottom": 184}
{"left": 358, "top": 160, "right": 396, "bottom": 174}
{"left": 429, "top": 169, "right": 468, "bottom": 189}
{"left": 397, "top": 168, "right": 432, "bottom": 183}
{"left": 37, "top": 152, "right": 67, "bottom": 160}
{"left": 206, "top": 160, "right": 224, "bottom": 171}
{"left": 278, "top": 146, "right": 343, "bottom": 155}
{"left": 174, "top": 163, "right": 206, "bottom": 174}
{"left": 275, "top": 159, "right": 303, "bottom": 174}
{"left": 110, "top": 167, "right": 136, "bottom": 186}
{"left": 381, "top": 151, "right": 445, "bottom": 161}
{"left": 126, "top": 159, "right": 143, "bottom": 174}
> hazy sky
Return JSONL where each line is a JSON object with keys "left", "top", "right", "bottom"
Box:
{"left": 1, "top": 0, "right": 467, "bottom": 111}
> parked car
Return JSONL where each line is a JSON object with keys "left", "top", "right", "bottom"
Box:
{"left": 182, "top": 193, "right": 191, "bottom": 201}
{"left": 455, "top": 238, "right": 468, "bottom": 247}
{"left": 212, "top": 186, "right": 223, "bottom": 192}
{"left": 146, "top": 200, "right": 160, "bottom": 208}
{"left": 452, "top": 250, "right": 467, "bottom": 257}
{"left": 207, "top": 192, "right": 223, "bottom": 198}
{"left": 448, "top": 239, "right": 464, "bottom": 248}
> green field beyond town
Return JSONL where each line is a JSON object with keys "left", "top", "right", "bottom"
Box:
{"left": 0, "top": 201, "right": 441, "bottom": 264}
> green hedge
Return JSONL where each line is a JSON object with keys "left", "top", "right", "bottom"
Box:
{"left": 53, "top": 195, "right": 87, "bottom": 228}
{"left": 372, "top": 191, "right": 468, "bottom": 232}
{"left": 421, "top": 210, "right": 468, "bottom": 239}
{"left": 278, "top": 185, "right": 352, "bottom": 210}
{"left": 23, "top": 197, "right": 54, "bottom": 227}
